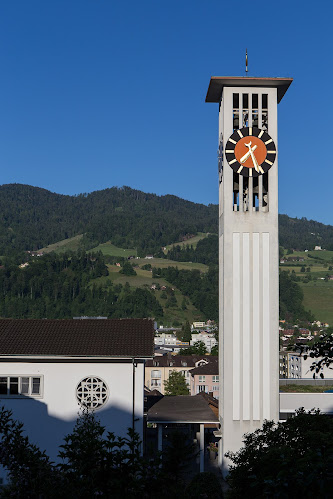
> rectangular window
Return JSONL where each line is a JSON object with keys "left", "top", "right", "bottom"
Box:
{"left": 212, "top": 385, "right": 219, "bottom": 392}
{"left": 21, "top": 377, "right": 29, "bottom": 394}
{"left": 198, "top": 376, "right": 206, "bottom": 383}
{"left": 0, "top": 377, "right": 7, "bottom": 395}
{"left": 151, "top": 370, "right": 161, "bottom": 379}
{"left": 262, "top": 94, "right": 268, "bottom": 130}
{"left": 9, "top": 377, "right": 19, "bottom": 395}
{"left": 197, "top": 385, "right": 207, "bottom": 393}
{"left": 212, "top": 375, "right": 219, "bottom": 383}
{"left": 233, "top": 93, "right": 239, "bottom": 131}
{"left": 0, "top": 376, "right": 42, "bottom": 397}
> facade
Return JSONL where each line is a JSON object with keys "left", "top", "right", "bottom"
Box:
{"left": 189, "top": 359, "right": 219, "bottom": 398}
{"left": 279, "top": 351, "right": 302, "bottom": 378}
{"left": 206, "top": 76, "right": 292, "bottom": 470}
{"left": 190, "top": 332, "right": 217, "bottom": 353}
{"left": 145, "top": 355, "right": 211, "bottom": 394}
{"left": 0, "top": 318, "right": 154, "bottom": 471}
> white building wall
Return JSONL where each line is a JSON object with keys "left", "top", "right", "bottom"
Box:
{"left": 0, "top": 360, "right": 144, "bottom": 467}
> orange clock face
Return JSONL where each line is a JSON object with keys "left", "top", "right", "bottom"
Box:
{"left": 225, "top": 127, "right": 277, "bottom": 177}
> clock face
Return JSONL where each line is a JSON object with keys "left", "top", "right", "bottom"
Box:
{"left": 225, "top": 127, "right": 276, "bottom": 177}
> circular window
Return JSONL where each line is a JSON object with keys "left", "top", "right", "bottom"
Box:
{"left": 76, "top": 376, "right": 108, "bottom": 410}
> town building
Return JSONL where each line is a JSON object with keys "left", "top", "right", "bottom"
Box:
{"left": 189, "top": 358, "right": 219, "bottom": 398}
{"left": 190, "top": 332, "right": 217, "bottom": 353}
{"left": 145, "top": 355, "right": 211, "bottom": 394}
{"left": 0, "top": 318, "right": 154, "bottom": 471}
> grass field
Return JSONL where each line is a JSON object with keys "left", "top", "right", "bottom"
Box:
{"left": 93, "top": 265, "right": 204, "bottom": 326}
{"left": 300, "top": 281, "right": 333, "bottom": 325}
{"left": 91, "top": 242, "right": 137, "bottom": 258}
{"left": 164, "top": 232, "right": 212, "bottom": 253}
{"left": 41, "top": 234, "right": 83, "bottom": 253}
{"left": 279, "top": 384, "right": 333, "bottom": 393}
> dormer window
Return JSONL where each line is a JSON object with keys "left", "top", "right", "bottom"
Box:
{"left": 181, "top": 361, "right": 187, "bottom": 367}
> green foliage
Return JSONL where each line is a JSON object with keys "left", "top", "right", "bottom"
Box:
{"left": 0, "top": 406, "right": 60, "bottom": 497}
{"left": 179, "top": 341, "right": 208, "bottom": 355}
{"left": 120, "top": 261, "right": 137, "bottom": 276}
{"left": 162, "top": 431, "right": 197, "bottom": 482}
{"left": 153, "top": 266, "right": 218, "bottom": 320}
{"left": 0, "top": 251, "right": 163, "bottom": 320}
{"left": 165, "top": 235, "right": 218, "bottom": 266}
{"left": 0, "top": 184, "right": 217, "bottom": 256}
{"left": 164, "top": 371, "right": 189, "bottom": 395}
{"left": 226, "top": 409, "right": 333, "bottom": 498}
{"left": 0, "top": 407, "right": 200, "bottom": 498}
{"left": 210, "top": 344, "right": 218, "bottom": 356}
{"left": 297, "top": 327, "right": 333, "bottom": 377}
{"left": 181, "top": 320, "right": 192, "bottom": 342}
{"left": 279, "top": 271, "right": 314, "bottom": 321}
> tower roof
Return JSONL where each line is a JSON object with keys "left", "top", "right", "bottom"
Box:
{"left": 205, "top": 76, "right": 293, "bottom": 104}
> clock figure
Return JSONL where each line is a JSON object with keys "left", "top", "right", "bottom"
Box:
{"left": 225, "top": 127, "right": 276, "bottom": 177}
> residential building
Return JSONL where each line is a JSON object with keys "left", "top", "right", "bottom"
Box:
{"left": 189, "top": 359, "right": 219, "bottom": 399}
{"left": 0, "top": 318, "right": 154, "bottom": 471}
{"left": 145, "top": 355, "right": 211, "bottom": 394}
{"left": 279, "top": 351, "right": 302, "bottom": 378}
{"left": 190, "top": 332, "right": 217, "bottom": 353}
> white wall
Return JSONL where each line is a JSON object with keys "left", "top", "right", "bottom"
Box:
{"left": 0, "top": 360, "right": 144, "bottom": 466}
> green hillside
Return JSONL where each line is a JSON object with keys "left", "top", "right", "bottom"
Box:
{"left": 0, "top": 184, "right": 333, "bottom": 259}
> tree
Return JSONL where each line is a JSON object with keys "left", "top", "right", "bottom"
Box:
{"left": 226, "top": 409, "right": 333, "bottom": 498}
{"left": 164, "top": 371, "right": 189, "bottom": 395}
{"left": 180, "top": 320, "right": 192, "bottom": 342}
{"left": 297, "top": 327, "right": 333, "bottom": 377}
{"left": 179, "top": 341, "right": 208, "bottom": 355}
{"left": 211, "top": 344, "right": 218, "bottom": 356}
{"left": 120, "top": 262, "right": 137, "bottom": 276}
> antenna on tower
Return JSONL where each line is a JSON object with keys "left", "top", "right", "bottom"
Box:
{"left": 245, "top": 49, "right": 248, "bottom": 75}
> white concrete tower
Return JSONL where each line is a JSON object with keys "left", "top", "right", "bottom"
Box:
{"left": 206, "top": 77, "right": 292, "bottom": 470}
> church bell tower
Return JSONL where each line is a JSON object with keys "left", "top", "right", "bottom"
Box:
{"left": 206, "top": 76, "right": 292, "bottom": 469}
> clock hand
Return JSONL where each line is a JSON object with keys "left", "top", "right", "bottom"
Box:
{"left": 240, "top": 144, "right": 257, "bottom": 164}
{"left": 249, "top": 149, "right": 260, "bottom": 173}
{"left": 244, "top": 142, "right": 265, "bottom": 174}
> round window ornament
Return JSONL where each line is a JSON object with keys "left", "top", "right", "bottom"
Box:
{"left": 225, "top": 127, "right": 277, "bottom": 177}
{"left": 76, "top": 376, "right": 108, "bottom": 410}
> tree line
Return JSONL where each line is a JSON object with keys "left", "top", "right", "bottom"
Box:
{"left": 0, "top": 251, "right": 163, "bottom": 320}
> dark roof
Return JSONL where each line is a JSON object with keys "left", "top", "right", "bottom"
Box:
{"left": 196, "top": 391, "right": 218, "bottom": 409}
{"left": 0, "top": 319, "right": 154, "bottom": 358}
{"left": 147, "top": 395, "right": 219, "bottom": 423}
{"left": 189, "top": 359, "right": 219, "bottom": 376}
{"left": 205, "top": 76, "right": 293, "bottom": 104}
{"left": 146, "top": 355, "right": 211, "bottom": 368}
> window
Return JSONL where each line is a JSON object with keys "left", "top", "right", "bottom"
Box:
{"left": 197, "top": 385, "right": 207, "bottom": 393}
{"left": 0, "top": 376, "right": 42, "bottom": 397}
{"left": 151, "top": 380, "right": 161, "bottom": 388}
{"left": 151, "top": 370, "right": 161, "bottom": 379}
{"left": 212, "top": 385, "right": 219, "bottom": 392}
{"left": 76, "top": 376, "right": 108, "bottom": 410}
{"left": 181, "top": 361, "right": 187, "bottom": 367}
{"left": 212, "top": 375, "right": 219, "bottom": 383}
{"left": 199, "top": 376, "right": 206, "bottom": 383}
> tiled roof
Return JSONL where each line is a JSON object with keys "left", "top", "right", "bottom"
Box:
{"left": 0, "top": 319, "right": 154, "bottom": 358}
{"left": 189, "top": 359, "right": 219, "bottom": 376}
{"left": 146, "top": 355, "right": 211, "bottom": 368}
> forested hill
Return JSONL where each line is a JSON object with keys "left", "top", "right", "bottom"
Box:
{"left": 0, "top": 184, "right": 217, "bottom": 255}
{"left": 0, "top": 184, "right": 332, "bottom": 256}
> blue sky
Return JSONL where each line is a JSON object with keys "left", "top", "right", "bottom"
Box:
{"left": 0, "top": 1, "right": 331, "bottom": 224}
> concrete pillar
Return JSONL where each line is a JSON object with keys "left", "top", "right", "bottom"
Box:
{"left": 199, "top": 423, "right": 205, "bottom": 472}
